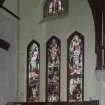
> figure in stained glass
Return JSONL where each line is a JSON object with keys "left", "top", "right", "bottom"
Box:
{"left": 27, "top": 41, "right": 40, "bottom": 102}
{"left": 48, "top": 0, "right": 64, "bottom": 14}
{"left": 49, "top": 38, "right": 60, "bottom": 65}
{"left": 44, "top": 0, "right": 68, "bottom": 17}
{"left": 69, "top": 35, "right": 82, "bottom": 76}
{"left": 67, "top": 32, "right": 84, "bottom": 102}
{"left": 46, "top": 36, "right": 61, "bottom": 102}
{"left": 30, "top": 43, "right": 39, "bottom": 71}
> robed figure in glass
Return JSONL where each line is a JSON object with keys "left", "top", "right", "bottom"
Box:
{"left": 27, "top": 41, "right": 40, "bottom": 102}
{"left": 46, "top": 36, "right": 61, "bottom": 102}
{"left": 67, "top": 32, "right": 84, "bottom": 102}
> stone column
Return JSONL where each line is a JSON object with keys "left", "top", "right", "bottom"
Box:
{"left": 100, "top": 79, "right": 105, "bottom": 105}
{"left": 95, "top": 70, "right": 105, "bottom": 105}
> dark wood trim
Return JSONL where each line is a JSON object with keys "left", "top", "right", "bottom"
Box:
{"left": 88, "top": 0, "right": 102, "bottom": 51}
{"left": 0, "top": 38, "right": 10, "bottom": 50}
{"left": 103, "top": 1, "right": 105, "bottom": 67}
{"left": 0, "top": 0, "right": 5, "bottom": 6}
{"left": 88, "top": 0, "right": 105, "bottom": 70}
{"left": 1, "top": 6, "right": 20, "bottom": 20}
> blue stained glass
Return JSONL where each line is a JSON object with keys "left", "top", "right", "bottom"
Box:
{"left": 27, "top": 41, "right": 40, "bottom": 102}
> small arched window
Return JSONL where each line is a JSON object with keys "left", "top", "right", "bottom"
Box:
{"left": 43, "top": 0, "right": 69, "bottom": 18}
{"left": 67, "top": 31, "right": 84, "bottom": 102}
{"left": 27, "top": 40, "right": 40, "bottom": 102}
{"left": 46, "top": 36, "right": 61, "bottom": 102}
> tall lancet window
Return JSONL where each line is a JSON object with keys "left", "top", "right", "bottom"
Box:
{"left": 46, "top": 36, "right": 61, "bottom": 102}
{"left": 27, "top": 40, "right": 40, "bottom": 102}
{"left": 43, "top": 0, "right": 68, "bottom": 18}
{"left": 67, "top": 31, "right": 84, "bottom": 102}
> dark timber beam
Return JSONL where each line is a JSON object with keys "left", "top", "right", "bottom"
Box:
{"left": 0, "top": 0, "right": 20, "bottom": 20}
{"left": 1, "top": 6, "right": 20, "bottom": 20}
{"left": 0, "top": 38, "right": 10, "bottom": 51}
{"left": 0, "top": 0, "right": 5, "bottom": 6}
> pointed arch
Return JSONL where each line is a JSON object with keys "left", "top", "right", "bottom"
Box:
{"left": 67, "top": 31, "right": 84, "bottom": 102}
{"left": 46, "top": 36, "right": 61, "bottom": 102}
{"left": 27, "top": 40, "right": 40, "bottom": 102}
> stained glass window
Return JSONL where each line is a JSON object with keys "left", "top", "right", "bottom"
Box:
{"left": 43, "top": 0, "right": 68, "bottom": 18}
{"left": 46, "top": 36, "right": 61, "bottom": 102}
{"left": 27, "top": 40, "right": 40, "bottom": 102}
{"left": 67, "top": 31, "right": 84, "bottom": 102}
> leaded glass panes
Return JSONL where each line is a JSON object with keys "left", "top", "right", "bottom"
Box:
{"left": 46, "top": 36, "right": 61, "bottom": 102}
{"left": 43, "top": 0, "right": 68, "bottom": 18}
{"left": 27, "top": 40, "right": 40, "bottom": 102}
{"left": 67, "top": 32, "right": 84, "bottom": 102}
